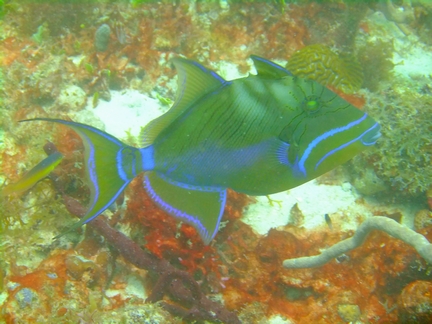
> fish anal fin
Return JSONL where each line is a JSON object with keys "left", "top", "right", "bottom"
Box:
{"left": 144, "top": 172, "right": 226, "bottom": 245}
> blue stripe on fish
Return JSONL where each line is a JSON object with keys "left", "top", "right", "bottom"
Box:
{"left": 298, "top": 113, "right": 369, "bottom": 176}
{"left": 84, "top": 131, "right": 99, "bottom": 212}
{"left": 251, "top": 55, "right": 294, "bottom": 76}
{"left": 82, "top": 181, "right": 131, "bottom": 225}
{"left": 83, "top": 132, "right": 131, "bottom": 225}
{"left": 61, "top": 120, "right": 125, "bottom": 146}
{"left": 140, "top": 146, "right": 155, "bottom": 171}
{"left": 360, "top": 122, "right": 381, "bottom": 146}
{"left": 190, "top": 61, "right": 227, "bottom": 84}
{"left": 314, "top": 121, "right": 380, "bottom": 171}
{"left": 117, "top": 148, "right": 130, "bottom": 182}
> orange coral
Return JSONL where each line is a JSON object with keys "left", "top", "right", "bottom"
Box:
{"left": 124, "top": 176, "right": 252, "bottom": 295}
{"left": 2, "top": 37, "right": 29, "bottom": 67}
{"left": 13, "top": 255, "right": 67, "bottom": 294}
{"left": 5, "top": 252, "right": 70, "bottom": 322}
{"left": 125, "top": 176, "right": 220, "bottom": 288}
{"left": 330, "top": 87, "right": 366, "bottom": 109}
{"left": 397, "top": 280, "right": 432, "bottom": 322}
{"left": 219, "top": 223, "right": 432, "bottom": 323}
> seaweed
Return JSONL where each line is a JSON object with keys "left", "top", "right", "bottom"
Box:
{"left": 352, "top": 83, "right": 432, "bottom": 197}
{"left": 357, "top": 39, "right": 395, "bottom": 92}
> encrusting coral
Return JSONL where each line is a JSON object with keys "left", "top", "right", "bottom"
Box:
{"left": 283, "top": 216, "right": 432, "bottom": 269}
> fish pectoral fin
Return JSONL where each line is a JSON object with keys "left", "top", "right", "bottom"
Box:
{"left": 144, "top": 172, "right": 226, "bottom": 245}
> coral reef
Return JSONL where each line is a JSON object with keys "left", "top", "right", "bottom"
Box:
{"left": 283, "top": 216, "right": 432, "bottom": 268}
{"left": 2, "top": 1, "right": 432, "bottom": 323}
{"left": 62, "top": 194, "right": 241, "bottom": 323}
{"left": 397, "top": 280, "right": 432, "bottom": 323}
{"left": 94, "top": 24, "right": 111, "bottom": 52}
{"left": 377, "top": 0, "right": 415, "bottom": 35}
{"left": 414, "top": 210, "right": 432, "bottom": 231}
{"left": 352, "top": 84, "right": 432, "bottom": 197}
{"left": 287, "top": 44, "right": 363, "bottom": 93}
{"left": 217, "top": 214, "right": 432, "bottom": 322}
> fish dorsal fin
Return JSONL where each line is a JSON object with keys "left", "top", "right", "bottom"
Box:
{"left": 140, "top": 58, "right": 226, "bottom": 147}
{"left": 143, "top": 171, "right": 227, "bottom": 245}
{"left": 251, "top": 55, "right": 292, "bottom": 78}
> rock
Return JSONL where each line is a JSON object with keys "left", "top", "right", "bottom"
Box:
{"left": 56, "top": 85, "right": 87, "bottom": 111}
{"left": 337, "top": 304, "right": 361, "bottom": 323}
{"left": 397, "top": 280, "right": 432, "bottom": 323}
{"left": 95, "top": 24, "right": 111, "bottom": 52}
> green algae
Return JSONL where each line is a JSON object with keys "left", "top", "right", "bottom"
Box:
{"left": 357, "top": 39, "right": 395, "bottom": 92}
{"left": 31, "top": 23, "right": 49, "bottom": 44}
{"left": 353, "top": 81, "right": 432, "bottom": 197}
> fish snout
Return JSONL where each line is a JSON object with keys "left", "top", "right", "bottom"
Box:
{"left": 361, "top": 123, "right": 381, "bottom": 146}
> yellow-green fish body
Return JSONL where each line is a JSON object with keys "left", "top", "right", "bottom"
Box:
{"left": 151, "top": 68, "right": 375, "bottom": 195}
{"left": 2, "top": 151, "right": 63, "bottom": 195}
{"left": 22, "top": 56, "right": 380, "bottom": 243}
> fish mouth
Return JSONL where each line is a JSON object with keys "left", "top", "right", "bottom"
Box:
{"left": 312, "top": 119, "right": 381, "bottom": 172}
{"left": 360, "top": 123, "right": 381, "bottom": 146}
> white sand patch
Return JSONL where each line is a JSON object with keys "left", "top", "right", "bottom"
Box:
{"left": 366, "top": 10, "right": 432, "bottom": 79}
{"left": 76, "top": 90, "right": 165, "bottom": 141}
{"left": 242, "top": 179, "right": 375, "bottom": 235}
{"left": 393, "top": 45, "right": 432, "bottom": 78}
{"left": 268, "top": 314, "right": 293, "bottom": 324}
{"left": 73, "top": 60, "right": 251, "bottom": 141}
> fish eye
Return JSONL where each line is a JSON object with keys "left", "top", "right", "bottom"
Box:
{"left": 302, "top": 95, "right": 321, "bottom": 113}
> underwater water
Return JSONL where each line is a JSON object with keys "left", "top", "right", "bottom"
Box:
{"left": 1, "top": 1, "right": 432, "bottom": 323}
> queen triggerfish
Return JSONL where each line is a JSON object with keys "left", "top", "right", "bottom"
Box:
{"left": 20, "top": 56, "right": 380, "bottom": 244}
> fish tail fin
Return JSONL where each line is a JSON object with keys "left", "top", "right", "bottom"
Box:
{"left": 20, "top": 118, "right": 151, "bottom": 235}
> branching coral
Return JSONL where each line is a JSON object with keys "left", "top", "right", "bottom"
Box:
{"left": 283, "top": 216, "right": 432, "bottom": 269}
{"left": 62, "top": 195, "right": 241, "bottom": 324}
